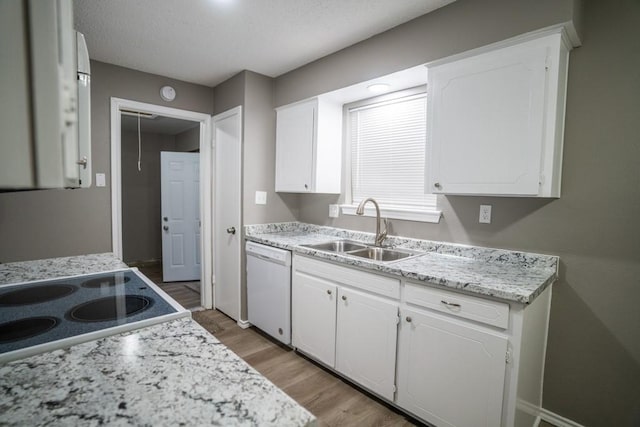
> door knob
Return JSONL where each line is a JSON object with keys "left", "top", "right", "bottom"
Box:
{"left": 226, "top": 227, "right": 236, "bottom": 235}
{"left": 163, "top": 225, "right": 169, "bottom": 231}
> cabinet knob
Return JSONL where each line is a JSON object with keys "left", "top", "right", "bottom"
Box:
{"left": 163, "top": 216, "right": 168, "bottom": 222}
{"left": 304, "top": 184, "right": 309, "bottom": 190}
{"left": 406, "top": 316, "right": 412, "bottom": 323}
{"left": 326, "top": 290, "right": 332, "bottom": 295}
{"left": 341, "top": 295, "right": 347, "bottom": 301}
{"left": 163, "top": 225, "right": 169, "bottom": 231}
{"left": 434, "top": 182, "right": 441, "bottom": 189}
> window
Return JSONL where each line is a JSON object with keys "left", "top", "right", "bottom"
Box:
{"left": 343, "top": 91, "right": 440, "bottom": 223}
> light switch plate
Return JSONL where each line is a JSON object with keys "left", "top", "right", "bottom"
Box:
{"left": 255, "top": 191, "right": 267, "bottom": 205}
{"left": 479, "top": 205, "right": 492, "bottom": 224}
{"left": 96, "top": 173, "right": 106, "bottom": 187}
{"left": 329, "top": 204, "right": 340, "bottom": 218}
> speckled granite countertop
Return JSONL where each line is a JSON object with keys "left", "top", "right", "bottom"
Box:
{"left": 245, "top": 222, "right": 558, "bottom": 304}
{"left": 0, "top": 253, "right": 128, "bottom": 285}
{"left": 0, "top": 318, "right": 315, "bottom": 426}
{"left": 0, "top": 253, "right": 316, "bottom": 427}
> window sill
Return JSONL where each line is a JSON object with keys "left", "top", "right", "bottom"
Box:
{"left": 340, "top": 204, "right": 442, "bottom": 224}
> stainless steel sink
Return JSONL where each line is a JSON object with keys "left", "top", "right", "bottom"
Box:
{"left": 302, "top": 240, "right": 421, "bottom": 263}
{"left": 302, "top": 240, "right": 368, "bottom": 253}
{"left": 347, "top": 247, "right": 416, "bottom": 262}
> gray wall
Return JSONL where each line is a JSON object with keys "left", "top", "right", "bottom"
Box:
{"left": 121, "top": 131, "right": 175, "bottom": 264}
{"left": 0, "top": 61, "right": 214, "bottom": 263}
{"left": 175, "top": 126, "right": 200, "bottom": 152}
{"left": 275, "top": 0, "right": 640, "bottom": 425}
{"left": 242, "top": 71, "right": 299, "bottom": 225}
{"left": 274, "top": 0, "right": 582, "bottom": 106}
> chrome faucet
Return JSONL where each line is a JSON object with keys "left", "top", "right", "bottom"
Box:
{"left": 356, "top": 198, "right": 388, "bottom": 247}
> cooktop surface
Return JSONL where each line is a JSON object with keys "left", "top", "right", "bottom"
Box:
{"left": 0, "top": 269, "right": 189, "bottom": 362}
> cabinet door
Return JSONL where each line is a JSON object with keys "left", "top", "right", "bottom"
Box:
{"left": 291, "top": 270, "right": 337, "bottom": 367}
{"left": 275, "top": 100, "right": 316, "bottom": 192}
{"left": 397, "top": 307, "right": 507, "bottom": 427}
{"left": 335, "top": 287, "right": 398, "bottom": 401}
{"left": 427, "top": 39, "right": 548, "bottom": 196}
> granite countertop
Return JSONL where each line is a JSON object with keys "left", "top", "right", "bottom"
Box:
{"left": 0, "top": 253, "right": 316, "bottom": 427}
{"left": 245, "top": 222, "right": 558, "bottom": 304}
{"left": 0, "top": 253, "right": 129, "bottom": 285}
{"left": 0, "top": 317, "right": 315, "bottom": 426}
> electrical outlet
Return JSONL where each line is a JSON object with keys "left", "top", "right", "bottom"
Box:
{"left": 479, "top": 205, "right": 492, "bottom": 224}
{"left": 255, "top": 191, "right": 267, "bottom": 205}
{"left": 329, "top": 204, "right": 340, "bottom": 218}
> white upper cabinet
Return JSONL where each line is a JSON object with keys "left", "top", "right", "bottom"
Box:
{"left": 426, "top": 29, "right": 573, "bottom": 197}
{"left": 275, "top": 97, "right": 342, "bottom": 193}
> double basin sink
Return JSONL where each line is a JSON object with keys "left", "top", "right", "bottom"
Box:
{"left": 302, "top": 240, "right": 420, "bottom": 263}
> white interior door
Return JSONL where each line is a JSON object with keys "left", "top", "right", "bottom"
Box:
{"left": 214, "top": 107, "right": 242, "bottom": 320}
{"left": 161, "top": 152, "right": 201, "bottom": 282}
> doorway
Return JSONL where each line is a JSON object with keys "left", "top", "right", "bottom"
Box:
{"left": 110, "top": 98, "right": 213, "bottom": 309}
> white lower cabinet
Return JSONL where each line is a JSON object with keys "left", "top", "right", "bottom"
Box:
{"left": 292, "top": 256, "right": 400, "bottom": 400}
{"left": 291, "top": 271, "right": 337, "bottom": 367}
{"left": 396, "top": 307, "right": 508, "bottom": 427}
{"left": 291, "top": 255, "right": 552, "bottom": 427}
{"left": 336, "top": 287, "right": 398, "bottom": 400}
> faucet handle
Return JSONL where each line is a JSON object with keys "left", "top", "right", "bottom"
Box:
{"left": 377, "top": 218, "right": 389, "bottom": 245}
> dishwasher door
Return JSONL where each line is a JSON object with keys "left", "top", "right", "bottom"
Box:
{"left": 246, "top": 242, "right": 292, "bottom": 345}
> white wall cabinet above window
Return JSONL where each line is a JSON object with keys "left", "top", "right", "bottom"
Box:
{"left": 275, "top": 97, "right": 342, "bottom": 193}
{"left": 426, "top": 29, "right": 575, "bottom": 197}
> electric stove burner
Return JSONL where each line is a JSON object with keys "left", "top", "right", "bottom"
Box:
{"left": 0, "top": 269, "right": 187, "bottom": 362}
{"left": 81, "top": 275, "right": 131, "bottom": 288}
{"left": 0, "top": 317, "right": 59, "bottom": 343}
{"left": 0, "top": 284, "right": 77, "bottom": 306}
{"left": 66, "top": 295, "right": 153, "bottom": 322}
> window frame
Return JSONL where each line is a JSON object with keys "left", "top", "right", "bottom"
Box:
{"left": 340, "top": 86, "right": 441, "bottom": 223}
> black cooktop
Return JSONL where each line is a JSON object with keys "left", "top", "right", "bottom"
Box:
{"left": 0, "top": 269, "right": 183, "bottom": 358}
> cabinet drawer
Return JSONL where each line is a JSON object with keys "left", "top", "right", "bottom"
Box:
{"left": 404, "top": 281, "right": 509, "bottom": 329}
{"left": 294, "top": 255, "right": 400, "bottom": 299}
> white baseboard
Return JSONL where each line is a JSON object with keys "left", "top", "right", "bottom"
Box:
{"left": 237, "top": 319, "right": 251, "bottom": 329}
{"left": 518, "top": 399, "right": 584, "bottom": 427}
{"left": 539, "top": 407, "right": 585, "bottom": 427}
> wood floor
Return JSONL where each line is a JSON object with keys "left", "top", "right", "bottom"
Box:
{"left": 192, "top": 310, "right": 558, "bottom": 427}
{"left": 133, "top": 263, "right": 202, "bottom": 310}
{"left": 192, "top": 309, "right": 421, "bottom": 426}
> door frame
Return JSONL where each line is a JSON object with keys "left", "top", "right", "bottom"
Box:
{"left": 110, "top": 97, "right": 213, "bottom": 309}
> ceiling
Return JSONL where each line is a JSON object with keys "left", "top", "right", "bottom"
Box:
{"left": 73, "top": 0, "right": 455, "bottom": 87}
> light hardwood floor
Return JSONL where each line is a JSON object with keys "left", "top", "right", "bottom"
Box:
{"left": 192, "top": 310, "right": 558, "bottom": 427}
{"left": 192, "top": 309, "right": 420, "bottom": 427}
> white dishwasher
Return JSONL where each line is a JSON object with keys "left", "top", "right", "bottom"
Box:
{"left": 246, "top": 241, "right": 292, "bottom": 345}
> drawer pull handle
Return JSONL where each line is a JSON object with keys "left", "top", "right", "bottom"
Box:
{"left": 441, "top": 300, "right": 461, "bottom": 308}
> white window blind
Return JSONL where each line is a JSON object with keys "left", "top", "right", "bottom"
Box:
{"left": 350, "top": 93, "right": 436, "bottom": 210}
